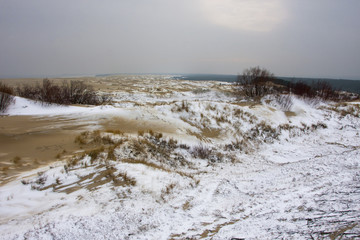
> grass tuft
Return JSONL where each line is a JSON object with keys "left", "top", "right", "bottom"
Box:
{"left": 191, "top": 144, "right": 212, "bottom": 159}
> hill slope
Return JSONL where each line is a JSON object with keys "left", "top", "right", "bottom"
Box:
{"left": 0, "top": 76, "right": 359, "bottom": 239}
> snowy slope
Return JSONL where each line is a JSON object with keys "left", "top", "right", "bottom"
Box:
{"left": 0, "top": 81, "right": 359, "bottom": 239}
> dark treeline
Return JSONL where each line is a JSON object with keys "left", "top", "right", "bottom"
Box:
{"left": 235, "top": 66, "right": 359, "bottom": 101}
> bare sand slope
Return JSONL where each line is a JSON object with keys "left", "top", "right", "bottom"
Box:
{"left": 0, "top": 113, "right": 178, "bottom": 184}
{"left": 0, "top": 116, "right": 85, "bottom": 184}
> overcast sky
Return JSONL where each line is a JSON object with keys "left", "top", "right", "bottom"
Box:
{"left": 1, "top": 0, "right": 360, "bottom": 79}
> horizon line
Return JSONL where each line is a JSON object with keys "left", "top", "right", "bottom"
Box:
{"left": 0, "top": 72, "right": 359, "bottom": 81}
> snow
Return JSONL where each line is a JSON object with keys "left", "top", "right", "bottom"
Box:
{"left": 0, "top": 78, "right": 359, "bottom": 239}
{"left": 3, "top": 96, "right": 136, "bottom": 120}
{"left": 4, "top": 97, "right": 85, "bottom": 116}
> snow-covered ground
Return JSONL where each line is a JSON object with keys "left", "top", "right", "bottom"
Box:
{"left": 0, "top": 77, "right": 359, "bottom": 239}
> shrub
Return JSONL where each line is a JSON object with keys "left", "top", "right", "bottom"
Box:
{"left": 290, "top": 81, "right": 315, "bottom": 97}
{"left": 249, "top": 121, "right": 279, "bottom": 143}
{"left": 0, "top": 83, "right": 15, "bottom": 113}
{"left": 236, "top": 66, "right": 275, "bottom": 99}
{"left": 235, "top": 66, "right": 347, "bottom": 101}
{"left": 314, "top": 80, "right": 340, "bottom": 100}
{"left": 16, "top": 79, "right": 110, "bottom": 105}
{"left": 191, "top": 144, "right": 212, "bottom": 159}
{"left": 0, "top": 82, "right": 14, "bottom": 95}
{"left": 275, "top": 94, "right": 293, "bottom": 111}
{"left": 289, "top": 80, "right": 339, "bottom": 100}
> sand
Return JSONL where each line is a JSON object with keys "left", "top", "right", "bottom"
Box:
{"left": 0, "top": 115, "right": 87, "bottom": 184}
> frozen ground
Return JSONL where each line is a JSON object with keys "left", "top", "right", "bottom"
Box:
{"left": 0, "top": 76, "right": 359, "bottom": 239}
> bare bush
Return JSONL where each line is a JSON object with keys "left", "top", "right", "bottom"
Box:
{"left": 289, "top": 80, "right": 340, "bottom": 100}
{"left": 235, "top": 66, "right": 347, "bottom": 102}
{"left": 16, "top": 79, "right": 110, "bottom": 105}
{"left": 236, "top": 66, "right": 275, "bottom": 99}
{"left": 16, "top": 82, "right": 41, "bottom": 101}
{"left": 0, "top": 83, "right": 15, "bottom": 113}
{"left": 275, "top": 94, "right": 293, "bottom": 111}
{"left": 314, "top": 80, "right": 337, "bottom": 100}
{"left": 191, "top": 144, "right": 212, "bottom": 159}
{"left": 290, "top": 81, "right": 315, "bottom": 97}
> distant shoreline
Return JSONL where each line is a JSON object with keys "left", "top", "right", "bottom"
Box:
{"left": 1, "top": 73, "right": 360, "bottom": 94}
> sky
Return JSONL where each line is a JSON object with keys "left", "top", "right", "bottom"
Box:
{"left": 0, "top": 0, "right": 360, "bottom": 79}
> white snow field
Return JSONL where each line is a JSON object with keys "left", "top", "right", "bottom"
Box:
{"left": 0, "top": 76, "right": 359, "bottom": 239}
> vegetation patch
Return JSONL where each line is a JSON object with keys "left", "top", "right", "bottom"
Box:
{"left": 24, "top": 164, "right": 136, "bottom": 194}
{"left": 16, "top": 78, "right": 111, "bottom": 105}
{"left": 330, "top": 103, "right": 360, "bottom": 118}
{"left": 234, "top": 66, "right": 359, "bottom": 102}
{"left": 0, "top": 82, "right": 15, "bottom": 113}
{"left": 171, "top": 100, "right": 191, "bottom": 113}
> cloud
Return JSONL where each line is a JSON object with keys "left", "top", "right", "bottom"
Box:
{"left": 199, "top": 0, "right": 287, "bottom": 32}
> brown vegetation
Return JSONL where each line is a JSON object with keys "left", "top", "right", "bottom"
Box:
{"left": 236, "top": 66, "right": 275, "bottom": 98}
{"left": 16, "top": 78, "right": 111, "bottom": 105}
{"left": 235, "top": 66, "right": 358, "bottom": 101}
{"left": 0, "top": 82, "right": 15, "bottom": 113}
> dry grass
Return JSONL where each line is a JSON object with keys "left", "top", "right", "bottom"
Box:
{"left": 198, "top": 219, "right": 240, "bottom": 239}
{"left": 249, "top": 121, "right": 280, "bottom": 143}
{"left": 74, "top": 130, "right": 118, "bottom": 146}
{"left": 116, "top": 171, "right": 136, "bottom": 186}
{"left": 205, "top": 103, "right": 217, "bottom": 111}
{"left": 182, "top": 200, "right": 192, "bottom": 211}
{"left": 74, "top": 131, "right": 93, "bottom": 145}
{"left": 160, "top": 183, "right": 177, "bottom": 201}
{"left": 87, "top": 147, "right": 105, "bottom": 162}
{"left": 69, "top": 129, "right": 191, "bottom": 175}
{"left": 21, "top": 116, "right": 288, "bottom": 196}
{"left": 104, "top": 126, "right": 125, "bottom": 133}
{"left": 171, "top": 100, "right": 193, "bottom": 113}
{"left": 37, "top": 164, "right": 137, "bottom": 193}
{"left": 107, "top": 146, "right": 116, "bottom": 161}
{"left": 11, "top": 156, "right": 21, "bottom": 164}
{"left": 215, "top": 113, "right": 230, "bottom": 125}
{"left": 335, "top": 103, "right": 360, "bottom": 118}
{"left": 328, "top": 223, "right": 358, "bottom": 240}
{"left": 162, "top": 183, "right": 176, "bottom": 195}
{"left": 191, "top": 144, "right": 212, "bottom": 159}
{"left": 55, "top": 149, "right": 67, "bottom": 159}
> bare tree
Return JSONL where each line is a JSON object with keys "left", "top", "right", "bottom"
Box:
{"left": 315, "top": 80, "right": 335, "bottom": 100}
{"left": 236, "top": 66, "right": 275, "bottom": 98}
